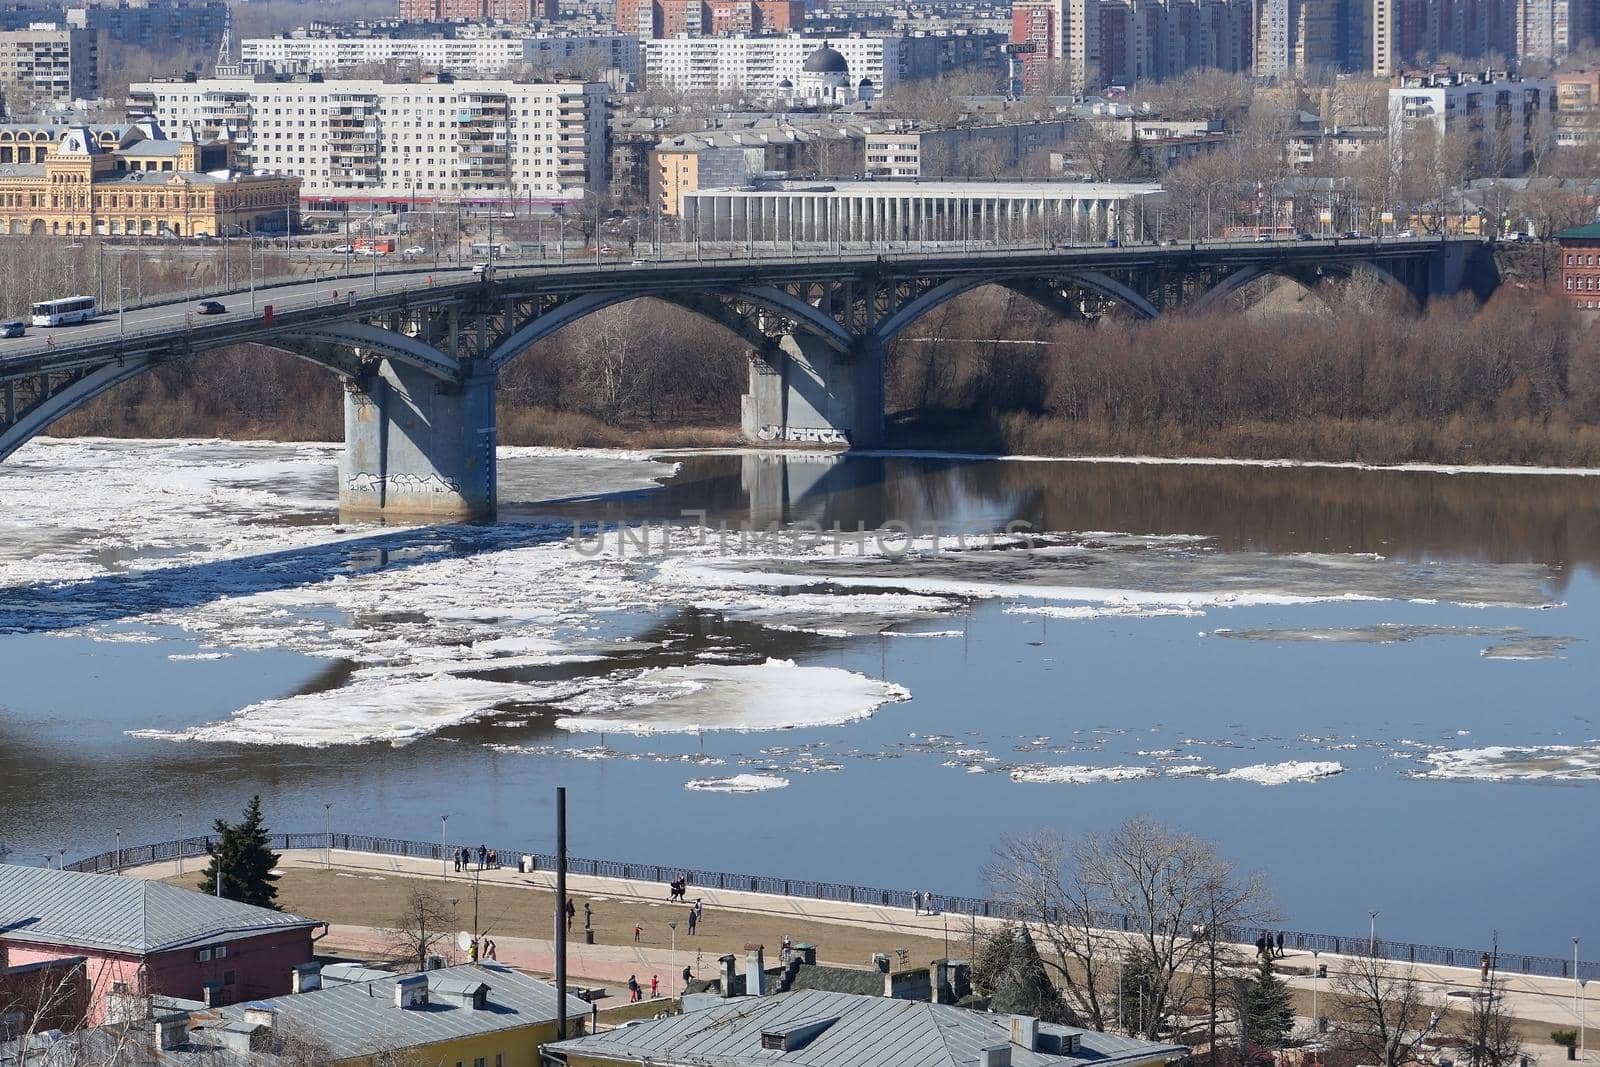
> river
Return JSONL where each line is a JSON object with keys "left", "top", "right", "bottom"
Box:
{"left": 0, "top": 438, "right": 1595, "bottom": 958}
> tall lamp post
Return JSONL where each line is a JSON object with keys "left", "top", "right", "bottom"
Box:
{"left": 441, "top": 814, "right": 450, "bottom": 880}
{"left": 176, "top": 812, "right": 184, "bottom": 876}
{"left": 668, "top": 920, "right": 679, "bottom": 1003}
{"left": 324, "top": 802, "right": 332, "bottom": 870}
{"left": 115, "top": 827, "right": 122, "bottom": 872}
{"left": 1369, "top": 910, "right": 1379, "bottom": 955}
{"left": 1577, "top": 938, "right": 1585, "bottom": 1060}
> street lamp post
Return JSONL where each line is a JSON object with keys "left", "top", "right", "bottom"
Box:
{"left": 1577, "top": 939, "right": 1585, "bottom": 1060}
{"left": 176, "top": 812, "right": 184, "bottom": 876}
{"left": 1369, "top": 911, "right": 1380, "bottom": 955}
{"left": 668, "top": 920, "right": 678, "bottom": 1003}
{"left": 115, "top": 827, "right": 122, "bottom": 872}
{"left": 324, "top": 802, "right": 332, "bottom": 870}
{"left": 1312, "top": 950, "right": 1320, "bottom": 1035}
{"left": 441, "top": 814, "right": 450, "bottom": 880}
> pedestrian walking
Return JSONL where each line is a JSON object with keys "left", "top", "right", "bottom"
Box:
{"left": 687, "top": 909, "right": 697, "bottom": 936}
{"left": 781, "top": 935, "right": 792, "bottom": 963}
{"left": 924, "top": 889, "right": 935, "bottom": 915}
{"left": 565, "top": 898, "right": 576, "bottom": 932}
{"left": 477, "top": 844, "right": 486, "bottom": 870}
{"left": 650, "top": 975, "right": 659, "bottom": 998}
{"left": 1255, "top": 933, "right": 1267, "bottom": 958}
{"left": 453, "top": 850, "right": 461, "bottom": 873}
{"left": 1480, "top": 952, "right": 1491, "bottom": 980}
{"left": 913, "top": 891, "right": 922, "bottom": 916}
{"left": 682, "top": 965, "right": 693, "bottom": 987}
{"left": 693, "top": 898, "right": 703, "bottom": 921}
{"left": 627, "top": 975, "right": 640, "bottom": 1003}
{"left": 634, "top": 923, "right": 642, "bottom": 944}
{"left": 1275, "top": 931, "right": 1284, "bottom": 957}
{"left": 584, "top": 902, "right": 593, "bottom": 931}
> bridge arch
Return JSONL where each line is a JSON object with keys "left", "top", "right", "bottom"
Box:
{"left": 486, "top": 282, "right": 854, "bottom": 370}
{"left": 0, "top": 340, "right": 372, "bottom": 465}
{"left": 874, "top": 270, "right": 1160, "bottom": 347}
{"left": 1189, "top": 260, "right": 1416, "bottom": 316}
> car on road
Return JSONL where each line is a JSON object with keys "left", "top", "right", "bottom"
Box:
{"left": 330, "top": 244, "right": 354, "bottom": 254}
{"left": 196, "top": 300, "right": 226, "bottom": 315}
{"left": 402, "top": 245, "right": 426, "bottom": 256}
{"left": 1296, "top": 232, "right": 1314, "bottom": 241}
{"left": 1396, "top": 230, "right": 1415, "bottom": 238}
{"left": 0, "top": 320, "right": 25, "bottom": 337}
{"left": 472, "top": 262, "right": 493, "bottom": 277}
{"left": 1255, "top": 232, "right": 1274, "bottom": 242}
{"left": 1104, "top": 238, "right": 1119, "bottom": 247}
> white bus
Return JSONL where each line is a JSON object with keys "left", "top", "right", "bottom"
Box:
{"left": 30, "top": 295, "right": 97, "bottom": 326}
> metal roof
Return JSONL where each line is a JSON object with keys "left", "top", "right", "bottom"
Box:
{"left": 545, "top": 989, "right": 1189, "bottom": 1067}
{"left": 0, "top": 864, "right": 318, "bottom": 956}
{"left": 213, "top": 963, "right": 590, "bottom": 1061}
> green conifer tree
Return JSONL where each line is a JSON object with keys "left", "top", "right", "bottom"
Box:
{"left": 991, "top": 926, "right": 1074, "bottom": 1025}
{"left": 198, "top": 795, "right": 281, "bottom": 909}
{"left": 1246, "top": 950, "right": 1295, "bottom": 1049}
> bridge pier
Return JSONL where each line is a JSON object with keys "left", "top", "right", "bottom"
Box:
{"left": 338, "top": 358, "right": 498, "bottom": 522}
{"left": 740, "top": 333, "right": 885, "bottom": 448}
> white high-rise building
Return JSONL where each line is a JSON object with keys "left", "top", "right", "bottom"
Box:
{"left": 645, "top": 34, "right": 898, "bottom": 95}
{"left": 126, "top": 73, "right": 610, "bottom": 205}
{"left": 238, "top": 34, "right": 640, "bottom": 86}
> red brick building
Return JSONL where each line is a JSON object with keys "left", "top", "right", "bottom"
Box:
{"left": 1558, "top": 221, "right": 1600, "bottom": 308}
{"left": 0, "top": 866, "right": 321, "bottom": 1025}
{"left": 1010, "top": 0, "right": 1057, "bottom": 93}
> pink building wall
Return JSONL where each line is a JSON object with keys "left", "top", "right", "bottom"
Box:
{"left": 2, "top": 929, "right": 314, "bottom": 1024}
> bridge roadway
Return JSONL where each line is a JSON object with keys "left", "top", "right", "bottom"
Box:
{"left": 0, "top": 235, "right": 1497, "bottom": 521}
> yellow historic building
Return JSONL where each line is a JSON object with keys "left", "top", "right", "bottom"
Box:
{"left": 0, "top": 121, "right": 299, "bottom": 238}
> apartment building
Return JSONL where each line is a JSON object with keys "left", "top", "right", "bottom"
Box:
{"left": 396, "top": 0, "right": 555, "bottom": 22}
{"left": 0, "top": 23, "right": 95, "bottom": 107}
{"left": 239, "top": 33, "right": 640, "bottom": 84}
{"left": 865, "top": 120, "right": 1071, "bottom": 176}
{"left": 127, "top": 73, "right": 610, "bottom": 208}
{"left": 644, "top": 32, "right": 1003, "bottom": 93}
{"left": 1012, "top": 0, "right": 1248, "bottom": 92}
{"left": 1390, "top": 69, "right": 1554, "bottom": 172}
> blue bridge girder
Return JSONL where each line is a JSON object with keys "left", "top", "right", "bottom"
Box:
{"left": 0, "top": 237, "right": 1498, "bottom": 504}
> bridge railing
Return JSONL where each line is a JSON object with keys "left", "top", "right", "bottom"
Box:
{"left": 62, "top": 829, "right": 1598, "bottom": 982}
{"left": 102, "top": 233, "right": 1461, "bottom": 318}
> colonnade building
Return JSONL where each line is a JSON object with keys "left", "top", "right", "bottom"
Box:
{"left": 678, "top": 180, "right": 1165, "bottom": 244}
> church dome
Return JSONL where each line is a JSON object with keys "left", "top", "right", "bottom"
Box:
{"left": 802, "top": 43, "right": 849, "bottom": 74}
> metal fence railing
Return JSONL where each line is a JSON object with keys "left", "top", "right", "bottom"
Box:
{"left": 65, "top": 831, "right": 1598, "bottom": 983}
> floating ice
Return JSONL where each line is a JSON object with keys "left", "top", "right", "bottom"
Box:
{"left": 1212, "top": 624, "right": 1522, "bottom": 644}
{"left": 1211, "top": 761, "right": 1345, "bottom": 785}
{"left": 1008, "top": 604, "right": 1205, "bottom": 621}
{"left": 1416, "top": 745, "right": 1600, "bottom": 781}
{"left": 684, "top": 773, "right": 789, "bottom": 793}
{"left": 129, "top": 673, "right": 530, "bottom": 747}
{"left": 1010, "top": 764, "right": 1156, "bottom": 784}
{"left": 551, "top": 659, "right": 908, "bottom": 736}
{"left": 1479, "top": 636, "right": 1577, "bottom": 660}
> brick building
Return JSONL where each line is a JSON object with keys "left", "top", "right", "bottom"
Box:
{"left": 1558, "top": 220, "right": 1600, "bottom": 307}
{"left": 0, "top": 123, "right": 299, "bottom": 238}
{"left": 0, "top": 865, "right": 320, "bottom": 1022}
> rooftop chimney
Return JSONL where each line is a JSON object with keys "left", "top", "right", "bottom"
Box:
{"left": 1009, "top": 1015, "right": 1039, "bottom": 1051}
{"left": 719, "top": 954, "right": 738, "bottom": 998}
{"left": 394, "top": 974, "right": 429, "bottom": 1010}
{"left": 745, "top": 944, "right": 767, "bottom": 996}
{"left": 291, "top": 963, "right": 322, "bottom": 994}
{"left": 242, "top": 1005, "right": 276, "bottom": 1030}
{"left": 979, "top": 1043, "right": 1013, "bottom": 1067}
{"left": 154, "top": 1015, "right": 188, "bottom": 1051}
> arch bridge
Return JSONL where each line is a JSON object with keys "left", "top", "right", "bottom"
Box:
{"left": 0, "top": 237, "right": 1497, "bottom": 520}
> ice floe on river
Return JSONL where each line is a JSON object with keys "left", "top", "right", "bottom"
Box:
{"left": 684, "top": 773, "right": 790, "bottom": 793}
{"left": 549, "top": 659, "right": 909, "bottom": 735}
{"left": 0, "top": 439, "right": 1576, "bottom": 761}
{"left": 1415, "top": 745, "right": 1600, "bottom": 781}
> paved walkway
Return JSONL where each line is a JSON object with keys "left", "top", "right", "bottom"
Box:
{"left": 127, "top": 849, "right": 1597, "bottom": 1055}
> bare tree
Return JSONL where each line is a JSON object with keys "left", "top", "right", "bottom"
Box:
{"left": 1453, "top": 955, "right": 1523, "bottom": 1067}
{"left": 988, "top": 817, "right": 1275, "bottom": 1039}
{"left": 1328, "top": 951, "right": 1447, "bottom": 1067}
{"left": 385, "top": 886, "right": 455, "bottom": 973}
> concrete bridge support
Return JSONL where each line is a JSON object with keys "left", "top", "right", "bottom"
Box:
{"left": 740, "top": 333, "right": 885, "bottom": 448}
{"left": 338, "top": 358, "right": 498, "bottom": 522}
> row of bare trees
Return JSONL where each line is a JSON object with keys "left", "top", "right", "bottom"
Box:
{"left": 986, "top": 818, "right": 1527, "bottom": 1067}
